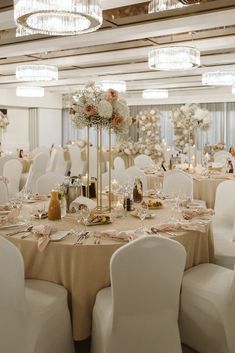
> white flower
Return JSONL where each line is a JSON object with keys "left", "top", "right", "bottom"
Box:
{"left": 113, "top": 101, "right": 129, "bottom": 117}
{"left": 97, "top": 100, "right": 113, "bottom": 118}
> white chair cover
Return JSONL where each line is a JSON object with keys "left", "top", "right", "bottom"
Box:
{"left": 36, "top": 172, "right": 65, "bottom": 195}
{"left": 0, "top": 236, "right": 75, "bottom": 353}
{"left": 3, "top": 159, "right": 23, "bottom": 197}
{"left": 113, "top": 156, "right": 125, "bottom": 171}
{"left": 68, "top": 145, "right": 85, "bottom": 176}
{"left": 180, "top": 263, "right": 235, "bottom": 353}
{"left": 102, "top": 170, "right": 130, "bottom": 189}
{"left": 212, "top": 180, "right": 235, "bottom": 269}
{"left": 126, "top": 166, "right": 148, "bottom": 191}
{"left": 30, "top": 146, "right": 50, "bottom": 158}
{"left": 163, "top": 170, "right": 193, "bottom": 199}
{"left": 46, "top": 147, "right": 58, "bottom": 172}
{"left": 24, "top": 153, "right": 49, "bottom": 194}
{"left": 0, "top": 155, "right": 18, "bottom": 175}
{"left": 0, "top": 180, "right": 8, "bottom": 204}
{"left": 55, "top": 147, "right": 68, "bottom": 175}
{"left": 91, "top": 236, "right": 186, "bottom": 353}
{"left": 214, "top": 151, "right": 232, "bottom": 165}
{"left": 134, "top": 154, "right": 153, "bottom": 168}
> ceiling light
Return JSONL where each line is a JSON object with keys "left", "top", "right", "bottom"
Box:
{"left": 16, "top": 65, "right": 58, "bottom": 82}
{"left": 16, "top": 86, "right": 44, "bottom": 98}
{"left": 14, "top": 0, "right": 102, "bottom": 36}
{"left": 202, "top": 71, "right": 235, "bottom": 86}
{"left": 148, "top": 0, "right": 185, "bottom": 13}
{"left": 97, "top": 80, "right": 127, "bottom": 93}
{"left": 149, "top": 46, "right": 200, "bottom": 71}
{"left": 143, "top": 89, "right": 168, "bottom": 99}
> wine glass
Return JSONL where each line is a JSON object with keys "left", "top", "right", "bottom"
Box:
{"left": 137, "top": 203, "right": 149, "bottom": 233}
{"left": 81, "top": 207, "right": 90, "bottom": 232}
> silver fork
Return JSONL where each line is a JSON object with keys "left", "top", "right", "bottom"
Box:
{"left": 76, "top": 231, "right": 89, "bottom": 245}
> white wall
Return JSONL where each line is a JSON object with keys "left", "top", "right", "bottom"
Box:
{"left": 38, "top": 108, "right": 62, "bottom": 147}
{"left": 1, "top": 108, "right": 29, "bottom": 153}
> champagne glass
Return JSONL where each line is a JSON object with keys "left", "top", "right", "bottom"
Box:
{"left": 37, "top": 204, "right": 46, "bottom": 222}
{"left": 81, "top": 207, "right": 90, "bottom": 232}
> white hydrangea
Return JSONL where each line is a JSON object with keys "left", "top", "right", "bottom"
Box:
{"left": 113, "top": 101, "right": 129, "bottom": 117}
{"left": 97, "top": 100, "right": 113, "bottom": 118}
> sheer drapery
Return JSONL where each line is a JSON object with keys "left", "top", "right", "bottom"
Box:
{"left": 130, "top": 103, "right": 230, "bottom": 148}
{"left": 62, "top": 104, "right": 235, "bottom": 149}
{"left": 62, "top": 109, "right": 117, "bottom": 147}
{"left": 28, "top": 108, "right": 38, "bottom": 151}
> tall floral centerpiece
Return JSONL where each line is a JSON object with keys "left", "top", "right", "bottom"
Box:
{"left": 136, "top": 109, "right": 163, "bottom": 161}
{"left": 69, "top": 81, "right": 131, "bottom": 211}
{"left": 171, "top": 104, "right": 210, "bottom": 165}
{"left": 0, "top": 110, "right": 9, "bottom": 155}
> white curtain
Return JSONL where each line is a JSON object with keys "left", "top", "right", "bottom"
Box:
{"left": 28, "top": 108, "right": 38, "bottom": 151}
{"left": 130, "top": 103, "right": 233, "bottom": 149}
{"left": 62, "top": 109, "right": 117, "bottom": 147}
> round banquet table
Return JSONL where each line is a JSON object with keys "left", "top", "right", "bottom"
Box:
{"left": 146, "top": 172, "right": 235, "bottom": 209}
{"left": 1, "top": 202, "right": 214, "bottom": 341}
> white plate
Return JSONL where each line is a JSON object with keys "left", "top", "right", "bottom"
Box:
{"left": 50, "top": 231, "right": 70, "bottom": 241}
{"left": 23, "top": 199, "right": 37, "bottom": 204}
{"left": 130, "top": 212, "right": 155, "bottom": 219}
{"left": 0, "top": 221, "right": 26, "bottom": 229}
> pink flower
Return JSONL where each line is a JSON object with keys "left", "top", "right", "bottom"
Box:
{"left": 84, "top": 105, "right": 97, "bottom": 116}
{"left": 112, "top": 115, "right": 124, "bottom": 127}
{"left": 106, "top": 89, "right": 119, "bottom": 102}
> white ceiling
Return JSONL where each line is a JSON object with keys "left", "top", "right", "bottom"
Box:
{"left": 1, "top": 0, "right": 235, "bottom": 105}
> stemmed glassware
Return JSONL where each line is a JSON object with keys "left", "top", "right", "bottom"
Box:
{"left": 137, "top": 203, "right": 149, "bottom": 233}
{"left": 80, "top": 207, "right": 90, "bottom": 232}
{"left": 37, "top": 204, "right": 46, "bottom": 222}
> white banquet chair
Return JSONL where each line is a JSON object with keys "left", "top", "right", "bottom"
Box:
{"left": 179, "top": 263, "right": 235, "bottom": 353}
{"left": 91, "top": 236, "right": 186, "bottom": 353}
{"left": 68, "top": 145, "right": 85, "bottom": 176}
{"left": 24, "top": 153, "right": 49, "bottom": 194}
{"left": 102, "top": 170, "right": 130, "bottom": 189}
{"left": 3, "top": 159, "right": 23, "bottom": 197}
{"left": 113, "top": 156, "right": 125, "bottom": 171}
{"left": 0, "top": 236, "right": 75, "bottom": 353}
{"left": 134, "top": 154, "right": 153, "bottom": 168}
{"left": 126, "top": 166, "right": 148, "bottom": 191}
{"left": 0, "top": 155, "right": 18, "bottom": 175}
{"left": 0, "top": 180, "right": 8, "bottom": 203}
{"left": 36, "top": 172, "right": 65, "bottom": 195}
{"left": 46, "top": 147, "right": 58, "bottom": 172}
{"left": 214, "top": 151, "right": 232, "bottom": 165}
{"left": 55, "top": 147, "right": 68, "bottom": 175}
{"left": 163, "top": 170, "right": 193, "bottom": 199}
{"left": 212, "top": 180, "right": 235, "bottom": 269}
{"left": 30, "top": 146, "right": 50, "bottom": 158}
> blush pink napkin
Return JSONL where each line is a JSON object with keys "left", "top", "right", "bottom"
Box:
{"left": 94, "top": 229, "right": 136, "bottom": 242}
{"left": 0, "top": 208, "right": 20, "bottom": 225}
{"left": 32, "top": 225, "right": 53, "bottom": 252}
{"left": 0, "top": 204, "right": 12, "bottom": 211}
{"left": 151, "top": 220, "right": 208, "bottom": 234}
{"left": 182, "top": 208, "right": 214, "bottom": 220}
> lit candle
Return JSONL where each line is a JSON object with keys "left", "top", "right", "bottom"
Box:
{"left": 111, "top": 178, "right": 119, "bottom": 192}
{"left": 115, "top": 201, "right": 124, "bottom": 218}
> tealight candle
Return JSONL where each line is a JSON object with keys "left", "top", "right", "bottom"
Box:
{"left": 114, "top": 201, "right": 124, "bottom": 218}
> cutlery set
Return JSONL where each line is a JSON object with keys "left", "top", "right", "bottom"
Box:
{"left": 73, "top": 231, "right": 90, "bottom": 245}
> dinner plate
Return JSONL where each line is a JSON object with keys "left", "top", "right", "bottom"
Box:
{"left": 23, "top": 199, "right": 38, "bottom": 204}
{"left": 130, "top": 211, "right": 155, "bottom": 219}
{"left": 50, "top": 231, "right": 70, "bottom": 241}
{"left": 0, "top": 221, "right": 26, "bottom": 229}
{"left": 87, "top": 220, "right": 112, "bottom": 226}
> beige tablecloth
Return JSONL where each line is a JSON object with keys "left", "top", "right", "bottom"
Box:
{"left": 146, "top": 172, "right": 234, "bottom": 209}
{"left": 1, "top": 203, "right": 214, "bottom": 341}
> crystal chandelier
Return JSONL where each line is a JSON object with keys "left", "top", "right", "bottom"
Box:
{"left": 16, "top": 86, "right": 45, "bottom": 97}
{"left": 16, "top": 65, "right": 58, "bottom": 82}
{"left": 148, "top": 0, "right": 185, "bottom": 13}
{"left": 202, "top": 71, "right": 235, "bottom": 86}
{"left": 14, "top": 0, "right": 103, "bottom": 36}
{"left": 97, "top": 80, "right": 127, "bottom": 93}
{"left": 149, "top": 46, "right": 200, "bottom": 71}
{"left": 143, "top": 89, "right": 168, "bottom": 99}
